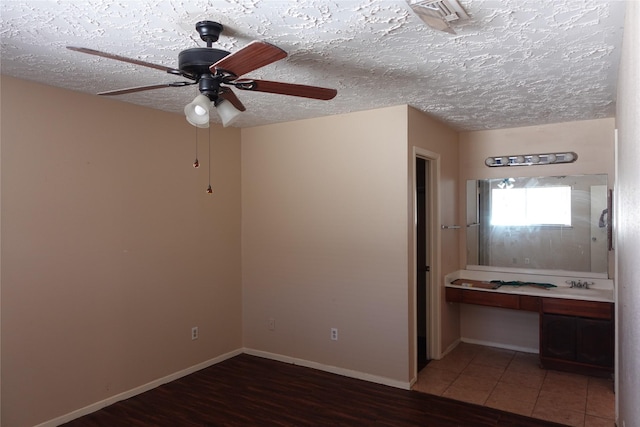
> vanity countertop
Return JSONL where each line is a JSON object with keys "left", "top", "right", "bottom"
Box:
{"left": 445, "top": 270, "right": 614, "bottom": 303}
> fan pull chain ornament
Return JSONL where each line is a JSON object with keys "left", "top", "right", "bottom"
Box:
{"left": 193, "top": 125, "right": 200, "bottom": 168}
{"left": 206, "top": 126, "right": 213, "bottom": 195}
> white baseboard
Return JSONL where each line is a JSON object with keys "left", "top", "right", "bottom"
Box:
{"left": 36, "top": 347, "right": 413, "bottom": 426}
{"left": 34, "top": 348, "right": 243, "bottom": 427}
{"left": 438, "top": 338, "right": 461, "bottom": 359}
{"left": 409, "top": 375, "right": 418, "bottom": 388}
{"left": 461, "top": 337, "right": 538, "bottom": 354}
{"left": 243, "top": 348, "right": 412, "bottom": 390}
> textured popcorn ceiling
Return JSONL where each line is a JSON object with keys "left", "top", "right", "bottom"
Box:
{"left": 0, "top": 0, "right": 626, "bottom": 130}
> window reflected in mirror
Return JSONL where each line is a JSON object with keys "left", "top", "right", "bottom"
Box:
{"left": 490, "top": 185, "right": 572, "bottom": 227}
{"left": 466, "top": 174, "right": 608, "bottom": 275}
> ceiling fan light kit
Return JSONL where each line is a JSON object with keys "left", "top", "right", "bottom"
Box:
{"left": 184, "top": 94, "right": 211, "bottom": 128}
{"left": 215, "top": 99, "right": 242, "bottom": 127}
{"left": 66, "top": 20, "right": 337, "bottom": 129}
{"left": 66, "top": 19, "right": 338, "bottom": 195}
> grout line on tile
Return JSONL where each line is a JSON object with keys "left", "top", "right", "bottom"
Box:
{"left": 416, "top": 344, "right": 610, "bottom": 425}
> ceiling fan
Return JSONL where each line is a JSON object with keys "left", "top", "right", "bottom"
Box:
{"left": 67, "top": 21, "right": 337, "bottom": 127}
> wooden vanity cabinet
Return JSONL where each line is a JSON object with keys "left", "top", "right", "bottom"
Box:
{"left": 460, "top": 291, "right": 519, "bottom": 309}
{"left": 445, "top": 287, "right": 463, "bottom": 303}
{"left": 444, "top": 287, "right": 538, "bottom": 311}
{"left": 540, "top": 298, "right": 614, "bottom": 376}
{"left": 541, "top": 314, "right": 577, "bottom": 361}
{"left": 577, "top": 317, "right": 614, "bottom": 367}
{"left": 445, "top": 286, "right": 614, "bottom": 376}
{"left": 519, "top": 295, "right": 541, "bottom": 312}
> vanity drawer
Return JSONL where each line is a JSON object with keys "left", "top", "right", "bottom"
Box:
{"left": 542, "top": 298, "right": 612, "bottom": 320}
{"left": 445, "top": 287, "right": 463, "bottom": 303}
{"left": 519, "top": 295, "right": 541, "bottom": 312}
{"left": 462, "top": 291, "right": 519, "bottom": 309}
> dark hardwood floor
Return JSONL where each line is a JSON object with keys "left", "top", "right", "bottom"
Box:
{"left": 63, "top": 354, "right": 568, "bottom": 427}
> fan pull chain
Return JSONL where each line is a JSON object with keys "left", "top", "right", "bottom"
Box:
{"left": 193, "top": 125, "right": 199, "bottom": 168}
{"left": 206, "top": 125, "right": 213, "bottom": 194}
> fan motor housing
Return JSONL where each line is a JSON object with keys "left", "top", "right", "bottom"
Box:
{"left": 178, "top": 48, "right": 230, "bottom": 76}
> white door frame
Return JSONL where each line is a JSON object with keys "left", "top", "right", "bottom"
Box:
{"left": 412, "top": 146, "right": 442, "bottom": 378}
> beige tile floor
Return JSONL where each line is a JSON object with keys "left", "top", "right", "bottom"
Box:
{"left": 413, "top": 343, "right": 615, "bottom": 427}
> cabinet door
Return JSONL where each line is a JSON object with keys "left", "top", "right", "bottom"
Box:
{"left": 542, "top": 314, "right": 576, "bottom": 361}
{"left": 577, "top": 318, "right": 614, "bottom": 367}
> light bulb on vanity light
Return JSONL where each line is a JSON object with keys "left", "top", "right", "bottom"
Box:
{"left": 484, "top": 151, "right": 578, "bottom": 168}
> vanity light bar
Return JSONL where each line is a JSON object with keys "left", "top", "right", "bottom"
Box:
{"left": 484, "top": 152, "right": 578, "bottom": 167}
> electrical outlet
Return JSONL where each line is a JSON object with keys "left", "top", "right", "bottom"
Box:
{"left": 268, "top": 318, "right": 275, "bottom": 331}
{"left": 191, "top": 326, "right": 198, "bottom": 340}
{"left": 331, "top": 328, "right": 338, "bottom": 341}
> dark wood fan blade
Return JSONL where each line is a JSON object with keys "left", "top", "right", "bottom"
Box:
{"left": 210, "top": 41, "right": 286, "bottom": 77}
{"left": 234, "top": 79, "right": 337, "bottom": 100}
{"left": 219, "top": 87, "right": 246, "bottom": 111}
{"left": 67, "top": 46, "right": 187, "bottom": 76}
{"left": 98, "top": 82, "right": 192, "bottom": 96}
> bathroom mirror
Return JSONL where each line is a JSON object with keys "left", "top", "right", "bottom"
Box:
{"left": 466, "top": 174, "right": 609, "bottom": 275}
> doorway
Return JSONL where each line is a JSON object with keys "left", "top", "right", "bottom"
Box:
{"left": 416, "top": 157, "right": 430, "bottom": 371}
{"left": 412, "top": 147, "right": 441, "bottom": 379}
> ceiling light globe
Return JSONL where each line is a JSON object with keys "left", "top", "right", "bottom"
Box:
{"left": 185, "top": 94, "right": 211, "bottom": 127}
{"left": 216, "top": 100, "right": 242, "bottom": 127}
{"left": 186, "top": 115, "right": 210, "bottom": 128}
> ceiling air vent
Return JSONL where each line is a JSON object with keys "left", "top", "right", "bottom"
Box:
{"left": 408, "top": 0, "right": 469, "bottom": 34}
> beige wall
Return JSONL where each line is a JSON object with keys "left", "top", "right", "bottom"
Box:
{"left": 458, "top": 118, "right": 616, "bottom": 271}
{"left": 454, "top": 119, "right": 616, "bottom": 351}
{"left": 241, "top": 106, "right": 412, "bottom": 383}
{"left": 2, "top": 83, "right": 462, "bottom": 422}
{"left": 240, "top": 106, "right": 461, "bottom": 384}
{"left": 407, "top": 107, "right": 461, "bottom": 360}
{"left": 458, "top": 118, "right": 615, "bottom": 181}
{"left": 1, "top": 77, "right": 242, "bottom": 427}
{"left": 7, "top": 65, "right": 628, "bottom": 425}
{"left": 615, "top": 1, "right": 640, "bottom": 425}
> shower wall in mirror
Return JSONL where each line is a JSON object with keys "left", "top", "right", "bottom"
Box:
{"left": 466, "top": 174, "right": 608, "bottom": 274}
